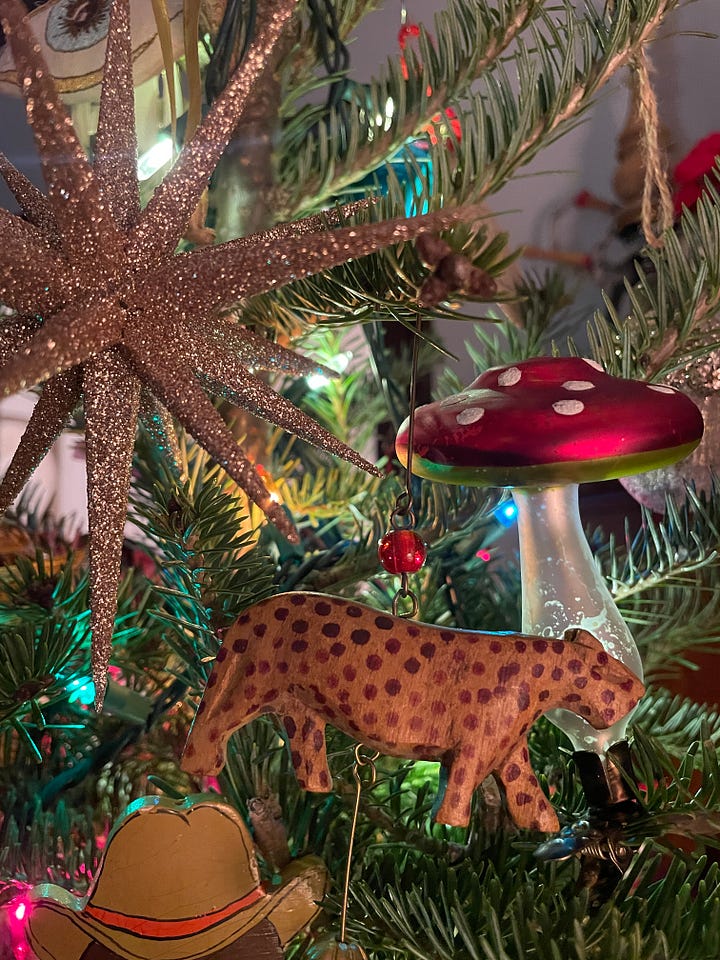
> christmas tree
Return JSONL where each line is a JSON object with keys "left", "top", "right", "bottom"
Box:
{"left": 2, "top": 0, "right": 720, "bottom": 958}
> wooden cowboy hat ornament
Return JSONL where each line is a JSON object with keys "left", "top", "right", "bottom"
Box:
{"left": 26, "top": 795, "right": 327, "bottom": 960}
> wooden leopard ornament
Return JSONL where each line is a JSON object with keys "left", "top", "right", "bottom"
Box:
{"left": 183, "top": 593, "right": 644, "bottom": 832}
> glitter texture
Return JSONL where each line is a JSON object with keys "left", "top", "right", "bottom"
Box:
{"left": 0, "top": 0, "right": 477, "bottom": 703}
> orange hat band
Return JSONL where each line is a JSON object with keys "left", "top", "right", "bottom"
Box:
{"left": 83, "top": 886, "right": 266, "bottom": 939}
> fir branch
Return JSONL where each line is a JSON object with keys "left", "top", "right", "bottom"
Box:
{"left": 278, "top": 0, "right": 537, "bottom": 215}
{"left": 634, "top": 687, "right": 720, "bottom": 751}
{"left": 278, "top": 0, "right": 677, "bottom": 217}
{"left": 246, "top": 0, "right": 680, "bottom": 335}
{"left": 131, "top": 437, "right": 276, "bottom": 691}
{"left": 585, "top": 485, "right": 720, "bottom": 678}
{"left": 582, "top": 185, "right": 720, "bottom": 378}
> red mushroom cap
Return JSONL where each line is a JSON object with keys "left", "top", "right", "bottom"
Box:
{"left": 396, "top": 357, "right": 704, "bottom": 487}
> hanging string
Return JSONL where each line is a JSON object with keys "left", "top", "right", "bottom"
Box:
{"left": 631, "top": 45, "right": 674, "bottom": 248}
{"left": 338, "top": 745, "right": 378, "bottom": 951}
{"left": 389, "top": 312, "right": 423, "bottom": 618}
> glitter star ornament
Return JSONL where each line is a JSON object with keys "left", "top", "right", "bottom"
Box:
{"left": 0, "top": 0, "right": 479, "bottom": 706}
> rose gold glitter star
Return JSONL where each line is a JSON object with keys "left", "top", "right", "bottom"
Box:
{"left": 0, "top": 0, "right": 478, "bottom": 704}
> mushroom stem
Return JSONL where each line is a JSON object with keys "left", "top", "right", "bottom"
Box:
{"left": 512, "top": 484, "right": 643, "bottom": 754}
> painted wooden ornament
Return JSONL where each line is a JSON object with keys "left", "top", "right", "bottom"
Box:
{"left": 26, "top": 795, "right": 327, "bottom": 960}
{"left": 183, "top": 594, "right": 644, "bottom": 833}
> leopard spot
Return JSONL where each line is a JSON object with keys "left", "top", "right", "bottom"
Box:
{"left": 498, "top": 661, "right": 520, "bottom": 684}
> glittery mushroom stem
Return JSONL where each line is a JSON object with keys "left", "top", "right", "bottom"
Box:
{"left": 513, "top": 483, "right": 644, "bottom": 754}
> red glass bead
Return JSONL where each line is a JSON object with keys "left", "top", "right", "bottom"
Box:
{"left": 377, "top": 529, "right": 427, "bottom": 574}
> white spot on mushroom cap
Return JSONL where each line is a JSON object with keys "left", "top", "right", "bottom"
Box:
{"left": 456, "top": 407, "right": 485, "bottom": 425}
{"left": 562, "top": 380, "right": 595, "bottom": 391}
{"left": 583, "top": 358, "right": 603, "bottom": 371}
{"left": 552, "top": 399, "right": 585, "bottom": 416}
{"left": 498, "top": 367, "right": 521, "bottom": 386}
{"left": 648, "top": 384, "right": 676, "bottom": 394}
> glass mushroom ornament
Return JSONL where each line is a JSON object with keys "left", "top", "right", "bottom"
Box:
{"left": 397, "top": 357, "right": 704, "bottom": 766}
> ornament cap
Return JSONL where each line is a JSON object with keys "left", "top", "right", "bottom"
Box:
{"left": 573, "top": 740, "right": 639, "bottom": 812}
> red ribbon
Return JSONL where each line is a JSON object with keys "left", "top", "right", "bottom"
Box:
{"left": 84, "top": 886, "right": 266, "bottom": 939}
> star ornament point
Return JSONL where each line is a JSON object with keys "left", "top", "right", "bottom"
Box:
{"left": 0, "top": 0, "right": 476, "bottom": 705}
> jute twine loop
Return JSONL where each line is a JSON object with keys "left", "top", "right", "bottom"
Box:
{"left": 631, "top": 44, "right": 674, "bottom": 248}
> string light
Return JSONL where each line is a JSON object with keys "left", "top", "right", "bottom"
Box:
{"left": 305, "top": 350, "right": 352, "bottom": 390}
{"left": 493, "top": 501, "right": 518, "bottom": 527}
{"left": 136, "top": 134, "right": 174, "bottom": 181}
